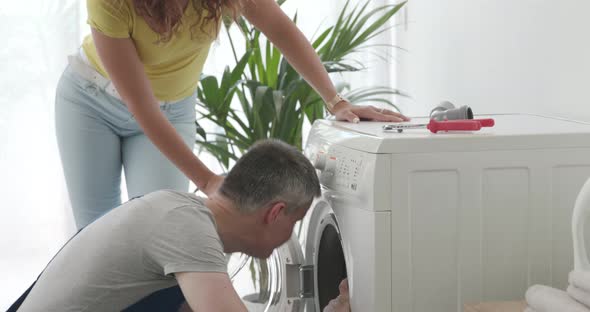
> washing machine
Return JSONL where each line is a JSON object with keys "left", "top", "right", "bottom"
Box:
{"left": 232, "top": 113, "right": 590, "bottom": 312}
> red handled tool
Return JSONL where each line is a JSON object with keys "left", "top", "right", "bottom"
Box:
{"left": 383, "top": 118, "right": 495, "bottom": 134}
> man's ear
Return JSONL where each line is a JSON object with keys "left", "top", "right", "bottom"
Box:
{"left": 263, "top": 202, "right": 286, "bottom": 224}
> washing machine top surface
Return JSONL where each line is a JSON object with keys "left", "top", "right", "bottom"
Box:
{"left": 310, "top": 113, "right": 590, "bottom": 154}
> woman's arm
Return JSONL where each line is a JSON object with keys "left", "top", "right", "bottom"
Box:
{"left": 241, "top": 0, "right": 409, "bottom": 123}
{"left": 92, "top": 29, "right": 223, "bottom": 195}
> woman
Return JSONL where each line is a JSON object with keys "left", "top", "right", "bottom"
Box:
{"left": 56, "top": 0, "right": 409, "bottom": 230}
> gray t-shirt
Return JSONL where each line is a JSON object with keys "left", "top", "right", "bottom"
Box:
{"left": 18, "top": 190, "right": 227, "bottom": 312}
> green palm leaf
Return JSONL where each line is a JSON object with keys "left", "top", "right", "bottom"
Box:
{"left": 196, "top": 0, "right": 409, "bottom": 170}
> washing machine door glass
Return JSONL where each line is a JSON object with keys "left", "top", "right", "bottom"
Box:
{"left": 301, "top": 198, "right": 348, "bottom": 312}
{"left": 228, "top": 236, "right": 306, "bottom": 312}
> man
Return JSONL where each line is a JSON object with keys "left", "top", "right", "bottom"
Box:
{"left": 14, "top": 139, "right": 350, "bottom": 311}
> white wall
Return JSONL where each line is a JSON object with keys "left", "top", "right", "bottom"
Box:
{"left": 0, "top": 1, "right": 83, "bottom": 308}
{"left": 345, "top": 0, "right": 399, "bottom": 99}
{"left": 395, "top": 0, "right": 590, "bottom": 122}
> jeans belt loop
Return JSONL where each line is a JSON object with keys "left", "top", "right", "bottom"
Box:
{"left": 68, "top": 53, "right": 169, "bottom": 106}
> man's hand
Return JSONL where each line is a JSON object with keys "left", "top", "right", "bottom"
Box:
{"left": 323, "top": 279, "right": 351, "bottom": 312}
{"left": 332, "top": 101, "right": 410, "bottom": 123}
{"left": 202, "top": 174, "right": 225, "bottom": 196}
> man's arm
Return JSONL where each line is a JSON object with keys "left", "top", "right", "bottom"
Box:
{"left": 176, "top": 272, "right": 248, "bottom": 312}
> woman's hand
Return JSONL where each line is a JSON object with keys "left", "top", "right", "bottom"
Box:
{"left": 333, "top": 101, "right": 410, "bottom": 123}
{"left": 202, "top": 174, "right": 225, "bottom": 196}
{"left": 323, "top": 279, "right": 351, "bottom": 312}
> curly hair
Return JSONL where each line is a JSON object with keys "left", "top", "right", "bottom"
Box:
{"left": 133, "top": 0, "right": 243, "bottom": 43}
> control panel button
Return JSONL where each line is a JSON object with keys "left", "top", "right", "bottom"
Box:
{"left": 325, "top": 156, "right": 337, "bottom": 173}
{"left": 313, "top": 152, "right": 327, "bottom": 171}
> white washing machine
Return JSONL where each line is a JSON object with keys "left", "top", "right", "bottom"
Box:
{"left": 232, "top": 113, "right": 590, "bottom": 312}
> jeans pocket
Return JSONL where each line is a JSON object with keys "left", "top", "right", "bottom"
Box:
{"left": 165, "top": 97, "right": 197, "bottom": 124}
{"left": 86, "top": 85, "right": 135, "bottom": 125}
{"left": 62, "top": 65, "right": 135, "bottom": 125}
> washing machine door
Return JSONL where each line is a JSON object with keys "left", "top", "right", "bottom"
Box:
{"left": 228, "top": 233, "right": 308, "bottom": 312}
{"left": 298, "top": 197, "right": 348, "bottom": 312}
{"left": 228, "top": 197, "right": 347, "bottom": 312}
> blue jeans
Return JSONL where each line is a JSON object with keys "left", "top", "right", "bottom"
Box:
{"left": 55, "top": 64, "right": 197, "bottom": 230}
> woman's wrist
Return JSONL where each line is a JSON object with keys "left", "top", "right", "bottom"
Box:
{"left": 186, "top": 162, "right": 214, "bottom": 191}
{"left": 325, "top": 93, "right": 351, "bottom": 114}
{"left": 199, "top": 170, "right": 216, "bottom": 189}
{"left": 332, "top": 99, "right": 352, "bottom": 113}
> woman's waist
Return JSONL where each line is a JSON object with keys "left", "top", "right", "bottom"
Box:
{"left": 74, "top": 45, "right": 200, "bottom": 103}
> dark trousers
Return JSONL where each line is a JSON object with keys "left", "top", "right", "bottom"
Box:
{"left": 122, "top": 286, "right": 186, "bottom": 311}
{"left": 8, "top": 283, "right": 185, "bottom": 311}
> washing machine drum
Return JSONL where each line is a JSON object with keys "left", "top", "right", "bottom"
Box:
{"left": 228, "top": 200, "right": 347, "bottom": 312}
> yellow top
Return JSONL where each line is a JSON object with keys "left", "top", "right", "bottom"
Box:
{"left": 83, "top": 0, "right": 219, "bottom": 101}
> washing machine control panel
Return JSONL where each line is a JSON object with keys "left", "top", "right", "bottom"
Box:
{"left": 306, "top": 142, "right": 366, "bottom": 192}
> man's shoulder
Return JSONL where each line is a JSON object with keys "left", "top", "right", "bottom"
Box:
{"left": 142, "top": 190, "right": 213, "bottom": 227}
{"left": 107, "top": 190, "right": 208, "bottom": 229}
{"left": 142, "top": 191, "right": 225, "bottom": 276}
{"left": 143, "top": 189, "right": 206, "bottom": 207}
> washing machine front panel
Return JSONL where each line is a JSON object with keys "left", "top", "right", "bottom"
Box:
{"left": 326, "top": 194, "right": 393, "bottom": 311}
{"left": 305, "top": 132, "right": 392, "bottom": 212}
{"left": 303, "top": 127, "right": 394, "bottom": 310}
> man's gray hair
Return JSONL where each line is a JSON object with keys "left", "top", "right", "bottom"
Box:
{"left": 219, "top": 139, "right": 321, "bottom": 214}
